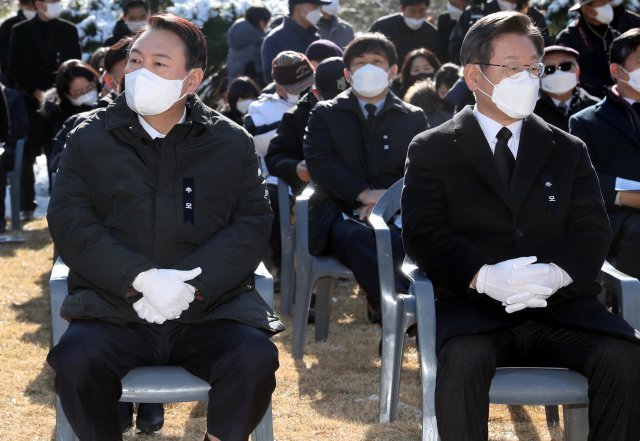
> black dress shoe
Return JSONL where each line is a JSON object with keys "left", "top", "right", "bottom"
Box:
{"left": 136, "top": 402, "right": 165, "bottom": 433}
{"left": 118, "top": 402, "right": 133, "bottom": 433}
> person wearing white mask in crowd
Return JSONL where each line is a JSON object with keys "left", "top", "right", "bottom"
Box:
{"left": 303, "top": 33, "right": 427, "bottom": 326}
{"left": 0, "top": 0, "right": 38, "bottom": 86}
{"left": 570, "top": 28, "right": 640, "bottom": 282}
{"left": 46, "top": 13, "right": 283, "bottom": 441}
{"left": 220, "top": 76, "right": 260, "bottom": 126}
{"left": 534, "top": 45, "right": 599, "bottom": 131}
{"left": 8, "top": 0, "right": 80, "bottom": 221}
{"left": 370, "top": 0, "right": 443, "bottom": 67}
{"left": 556, "top": 0, "right": 620, "bottom": 97}
{"left": 104, "top": 0, "right": 150, "bottom": 47}
{"left": 316, "top": 0, "right": 354, "bottom": 49}
{"left": 436, "top": 0, "right": 466, "bottom": 63}
{"left": 402, "top": 13, "right": 640, "bottom": 440}
{"left": 261, "top": 0, "right": 331, "bottom": 83}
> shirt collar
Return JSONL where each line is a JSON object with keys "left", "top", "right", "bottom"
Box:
{"left": 472, "top": 105, "right": 523, "bottom": 157}
{"left": 138, "top": 107, "right": 187, "bottom": 139}
{"left": 357, "top": 96, "right": 385, "bottom": 118}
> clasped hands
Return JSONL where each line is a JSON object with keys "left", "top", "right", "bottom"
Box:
{"left": 475, "top": 256, "right": 570, "bottom": 313}
{"left": 131, "top": 267, "right": 202, "bottom": 324}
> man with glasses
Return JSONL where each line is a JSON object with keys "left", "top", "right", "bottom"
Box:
{"left": 534, "top": 45, "right": 599, "bottom": 131}
{"left": 402, "top": 11, "right": 640, "bottom": 439}
{"left": 570, "top": 29, "right": 640, "bottom": 281}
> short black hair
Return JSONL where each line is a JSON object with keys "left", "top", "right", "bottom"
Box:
{"left": 400, "top": 0, "right": 430, "bottom": 7}
{"left": 227, "top": 76, "right": 259, "bottom": 110}
{"left": 246, "top": 6, "right": 271, "bottom": 28}
{"left": 104, "top": 36, "right": 133, "bottom": 73}
{"left": 460, "top": 11, "right": 543, "bottom": 66}
{"left": 435, "top": 62, "right": 461, "bottom": 91}
{"left": 133, "top": 13, "right": 207, "bottom": 71}
{"left": 122, "top": 0, "right": 149, "bottom": 14}
{"left": 610, "top": 28, "right": 640, "bottom": 66}
{"left": 343, "top": 32, "right": 397, "bottom": 69}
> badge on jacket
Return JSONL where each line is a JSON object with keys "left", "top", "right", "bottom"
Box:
{"left": 184, "top": 177, "right": 195, "bottom": 224}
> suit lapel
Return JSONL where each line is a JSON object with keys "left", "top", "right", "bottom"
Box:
{"left": 596, "top": 98, "right": 640, "bottom": 149}
{"left": 511, "top": 114, "right": 554, "bottom": 214}
{"left": 454, "top": 107, "right": 511, "bottom": 207}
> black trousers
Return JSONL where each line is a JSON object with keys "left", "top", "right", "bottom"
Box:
{"left": 47, "top": 319, "right": 279, "bottom": 441}
{"left": 327, "top": 218, "right": 408, "bottom": 317}
{"left": 609, "top": 212, "right": 640, "bottom": 280}
{"left": 0, "top": 162, "right": 6, "bottom": 231}
{"left": 435, "top": 320, "right": 640, "bottom": 441}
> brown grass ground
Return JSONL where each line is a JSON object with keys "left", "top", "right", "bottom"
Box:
{"left": 0, "top": 218, "right": 565, "bottom": 440}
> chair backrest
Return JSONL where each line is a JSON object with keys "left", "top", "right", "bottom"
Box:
{"left": 294, "top": 182, "right": 315, "bottom": 260}
{"left": 276, "top": 178, "right": 292, "bottom": 231}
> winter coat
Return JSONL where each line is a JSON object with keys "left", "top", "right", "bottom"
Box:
{"left": 317, "top": 15, "right": 354, "bottom": 49}
{"left": 534, "top": 87, "right": 600, "bottom": 132}
{"left": 226, "top": 18, "right": 266, "bottom": 82}
{"left": 47, "top": 94, "right": 283, "bottom": 335}
{"left": 104, "top": 19, "right": 133, "bottom": 47}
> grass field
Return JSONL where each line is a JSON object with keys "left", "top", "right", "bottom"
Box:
{"left": 0, "top": 218, "right": 565, "bottom": 440}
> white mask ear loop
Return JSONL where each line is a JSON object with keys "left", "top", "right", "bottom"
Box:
{"left": 177, "top": 69, "right": 195, "bottom": 102}
{"left": 474, "top": 65, "right": 495, "bottom": 100}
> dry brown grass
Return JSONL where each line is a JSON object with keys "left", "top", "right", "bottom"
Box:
{"left": 0, "top": 218, "right": 565, "bottom": 440}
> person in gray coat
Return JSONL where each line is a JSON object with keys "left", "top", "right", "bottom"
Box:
{"left": 317, "top": 0, "right": 354, "bottom": 48}
{"left": 226, "top": 6, "right": 271, "bottom": 86}
{"left": 46, "top": 13, "right": 283, "bottom": 441}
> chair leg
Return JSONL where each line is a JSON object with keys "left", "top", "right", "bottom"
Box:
{"left": 250, "top": 400, "right": 274, "bottom": 441}
{"left": 56, "top": 396, "right": 79, "bottom": 441}
{"left": 291, "top": 263, "right": 313, "bottom": 359}
{"left": 545, "top": 404, "right": 560, "bottom": 428}
{"left": 279, "top": 230, "right": 295, "bottom": 316}
{"left": 379, "top": 308, "right": 406, "bottom": 423}
{"left": 562, "top": 403, "right": 589, "bottom": 441}
{"left": 314, "top": 277, "right": 333, "bottom": 342}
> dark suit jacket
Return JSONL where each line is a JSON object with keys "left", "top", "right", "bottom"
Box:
{"left": 533, "top": 87, "right": 600, "bottom": 132}
{"left": 569, "top": 89, "right": 640, "bottom": 237}
{"left": 402, "top": 106, "right": 638, "bottom": 350}
{"left": 304, "top": 89, "right": 428, "bottom": 254}
{"left": 8, "top": 16, "right": 80, "bottom": 95}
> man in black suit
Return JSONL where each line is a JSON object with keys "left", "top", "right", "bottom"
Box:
{"left": 402, "top": 11, "right": 640, "bottom": 440}
{"left": 304, "top": 33, "right": 427, "bottom": 323}
{"left": 569, "top": 28, "right": 640, "bottom": 281}
{"left": 534, "top": 45, "right": 599, "bottom": 132}
{"left": 0, "top": 0, "right": 37, "bottom": 86}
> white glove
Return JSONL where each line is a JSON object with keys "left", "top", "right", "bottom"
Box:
{"left": 132, "top": 267, "right": 202, "bottom": 319}
{"left": 476, "top": 256, "right": 553, "bottom": 304}
{"left": 133, "top": 298, "right": 166, "bottom": 324}
{"left": 501, "top": 263, "right": 572, "bottom": 313}
{"left": 503, "top": 294, "right": 550, "bottom": 314}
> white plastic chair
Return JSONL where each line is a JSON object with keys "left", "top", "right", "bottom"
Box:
{"left": 49, "top": 257, "right": 275, "bottom": 441}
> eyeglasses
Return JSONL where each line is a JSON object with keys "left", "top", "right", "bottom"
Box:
{"left": 69, "top": 83, "right": 97, "bottom": 100}
{"left": 476, "top": 62, "right": 545, "bottom": 79}
{"left": 543, "top": 61, "right": 576, "bottom": 76}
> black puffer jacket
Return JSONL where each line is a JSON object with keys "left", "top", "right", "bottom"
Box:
{"left": 48, "top": 94, "right": 283, "bottom": 334}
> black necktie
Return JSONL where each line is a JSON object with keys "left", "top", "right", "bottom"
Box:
{"left": 558, "top": 102, "right": 568, "bottom": 116}
{"left": 365, "top": 104, "right": 377, "bottom": 133}
{"left": 494, "top": 127, "right": 515, "bottom": 186}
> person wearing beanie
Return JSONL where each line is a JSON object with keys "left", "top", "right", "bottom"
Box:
{"left": 316, "top": 0, "right": 354, "bottom": 49}
{"left": 533, "top": 45, "right": 599, "bottom": 132}
{"left": 305, "top": 38, "right": 343, "bottom": 68}
{"left": 244, "top": 50, "right": 315, "bottom": 274}
{"left": 261, "top": 0, "right": 331, "bottom": 83}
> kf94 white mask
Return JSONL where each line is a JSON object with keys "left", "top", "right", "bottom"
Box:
{"left": 350, "top": 64, "right": 390, "bottom": 97}
{"left": 125, "top": 68, "right": 191, "bottom": 115}
{"left": 477, "top": 66, "right": 540, "bottom": 119}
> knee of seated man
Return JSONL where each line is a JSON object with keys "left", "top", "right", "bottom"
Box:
{"left": 590, "top": 338, "right": 640, "bottom": 386}
{"left": 48, "top": 332, "right": 106, "bottom": 375}
{"left": 437, "top": 335, "right": 500, "bottom": 375}
{"left": 230, "top": 331, "right": 280, "bottom": 378}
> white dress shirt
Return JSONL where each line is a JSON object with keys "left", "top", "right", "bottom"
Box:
{"left": 473, "top": 105, "right": 523, "bottom": 159}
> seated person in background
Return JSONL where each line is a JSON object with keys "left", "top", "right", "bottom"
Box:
{"left": 434, "top": 61, "right": 461, "bottom": 98}
{"left": 402, "top": 12, "right": 640, "bottom": 440}
{"left": 556, "top": 0, "right": 619, "bottom": 98}
{"left": 370, "top": 0, "right": 443, "bottom": 68}
{"left": 226, "top": 5, "right": 272, "bottom": 86}
{"left": 404, "top": 78, "right": 454, "bottom": 128}
{"left": 317, "top": 0, "right": 355, "bottom": 49}
{"left": 103, "top": 0, "right": 149, "bottom": 46}
{"left": 611, "top": 0, "right": 640, "bottom": 33}
{"left": 305, "top": 38, "right": 344, "bottom": 68}
{"left": 534, "top": 45, "right": 599, "bottom": 132}
{"left": 437, "top": 0, "right": 467, "bottom": 63}
{"left": 303, "top": 33, "right": 427, "bottom": 324}
{"left": 570, "top": 28, "right": 640, "bottom": 280}
{"left": 392, "top": 47, "right": 441, "bottom": 98}
{"left": 46, "top": 14, "right": 282, "bottom": 441}
{"left": 265, "top": 56, "right": 348, "bottom": 195}
{"left": 220, "top": 76, "right": 260, "bottom": 126}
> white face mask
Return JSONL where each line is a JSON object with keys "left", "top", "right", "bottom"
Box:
{"left": 541, "top": 71, "right": 578, "bottom": 94}
{"left": 322, "top": 0, "right": 339, "bottom": 16}
{"left": 620, "top": 67, "right": 640, "bottom": 93}
{"left": 350, "top": 64, "right": 390, "bottom": 98}
{"left": 126, "top": 20, "right": 147, "bottom": 33}
{"left": 22, "top": 9, "right": 37, "bottom": 19}
{"left": 477, "top": 66, "right": 540, "bottom": 119}
{"left": 497, "top": 0, "right": 518, "bottom": 10}
{"left": 306, "top": 8, "right": 323, "bottom": 26}
{"left": 70, "top": 89, "right": 98, "bottom": 107}
{"left": 593, "top": 4, "right": 614, "bottom": 24}
{"left": 44, "top": 2, "right": 63, "bottom": 19}
{"left": 403, "top": 15, "right": 425, "bottom": 30}
{"left": 286, "top": 93, "right": 300, "bottom": 105}
{"left": 125, "top": 68, "right": 190, "bottom": 115}
{"left": 447, "top": 2, "right": 464, "bottom": 21}
{"left": 235, "top": 98, "right": 253, "bottom": 114}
